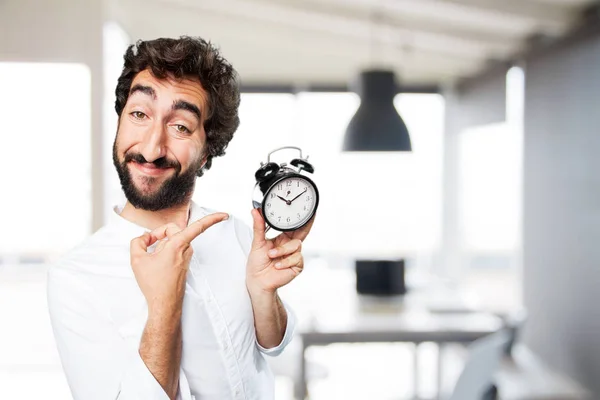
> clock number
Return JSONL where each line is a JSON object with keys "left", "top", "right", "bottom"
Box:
{"left": 277, "top": 184, "right": 283, "bottom": 190}
{"left": 297, "top": 213, "right": 301, "bottom": 220}
{"left": 297, "top": 181, "right": 300, "bottom": 187}
{"left": 269, "top": 211, "right": 275, "bottom": 217}
{"left": 286, "top": 181, "right": 292, "bottom": 187}
{"left": 278, "top": 216, "right": 281, "bottom": 222}
{"left": 287, "top": 217, "right": 291, "bottom": 222}
{"left": 303, "top": 205, "right": 307, "bottom": 211}
{"left": 306, "top": 195, "right": 312, "bottom": 201}
{"left": 270, "top": 193, "right": 276, "bottom": 199}
{"left": 267, "top": 203, "right": 271, "bottom": 208}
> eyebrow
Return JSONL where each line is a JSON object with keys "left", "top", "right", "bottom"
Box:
{"left": 172, "top": 100, "right": 202, "bottom": 122}
{"left": 129, "top": 84, "right": 202, "bottom": 122}
{"left": 129, "top": 84, "right": 157, "bottom": 99}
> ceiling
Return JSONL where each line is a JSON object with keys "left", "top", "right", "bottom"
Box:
{"left": 110, "top": 0, "right": 596, "bottom": 88}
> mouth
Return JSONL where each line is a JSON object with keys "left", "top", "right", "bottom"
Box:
{"left": 129, "top": 161, "right": 174, "bottom": 177}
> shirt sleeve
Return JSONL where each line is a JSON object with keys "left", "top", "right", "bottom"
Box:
{"left": 47, "top": 265, "right": 194, "bottom": 400}
{"left": 233, "top": 216, "right": 297, "bottom": 357}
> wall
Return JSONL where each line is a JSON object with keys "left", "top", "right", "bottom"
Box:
{"left": 522, "top": 26, "right": 600, "bottom": 395}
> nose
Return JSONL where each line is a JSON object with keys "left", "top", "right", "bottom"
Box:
{"left": 139, "top": 121, "right": 167, "bottom": 163}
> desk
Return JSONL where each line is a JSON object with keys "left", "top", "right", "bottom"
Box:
{"left": 296, "top": 289, "right": 503, "bottom": 399}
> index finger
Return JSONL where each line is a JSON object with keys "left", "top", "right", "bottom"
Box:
{"left": 176, "top": 212, "right": 229, "bottom": 244}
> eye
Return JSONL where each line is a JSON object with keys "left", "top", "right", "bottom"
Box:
{"left": 174, "top": 124, "right": 191, "bottom": 134}
{"left": 130, "top": 111, "right": 147, "bottom": 120}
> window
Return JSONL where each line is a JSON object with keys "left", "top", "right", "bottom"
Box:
{"left": 458, "top": 122, "right": 522, "bottom": 253}
{"left": 0, "top": 62, "right": 92, "bottom": 259}
{"left": 455, "top": 66, "right": 524, "bottom": 311}
{"left": 458, "top": 67, "right": 524, "bottom": 257}
{"left": 0, "top": 63, "right": 91, "bottom": 398}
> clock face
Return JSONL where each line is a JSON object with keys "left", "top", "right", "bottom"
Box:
{"left": 263, "top": 175, "right": 318, "bottom": 231}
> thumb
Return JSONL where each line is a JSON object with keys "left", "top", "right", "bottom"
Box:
{"left": 130, "top": 231, "right": 157, "bottom": 257}
{"left": 251, "top": 208, "right": 267, "bottom": 250}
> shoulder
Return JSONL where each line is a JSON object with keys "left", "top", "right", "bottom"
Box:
{"left": 48, "top": 223, "right": 134, "bottom": 315}
{"left": 49, "top": 223, "right": 131, "bottom": 285}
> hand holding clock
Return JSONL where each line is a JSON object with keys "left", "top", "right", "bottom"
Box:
{"left": 246, "top": 208, "right": 316, "bottom": 294}
{"left": 249, "top": 147, "right": 319, "bottom": 291}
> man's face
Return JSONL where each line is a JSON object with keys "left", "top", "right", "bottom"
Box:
{"left": 113, "top": 70, "right": 208, "bottom": 211}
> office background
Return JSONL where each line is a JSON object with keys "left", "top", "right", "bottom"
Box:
{"left": 0, "top": 0, "right": 599, "bottom": 399}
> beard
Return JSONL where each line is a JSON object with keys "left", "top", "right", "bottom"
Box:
{"left": 112, "top": 140, "right": 203, "bottom": 211}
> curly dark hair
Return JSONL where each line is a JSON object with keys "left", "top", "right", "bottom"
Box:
{"left": 115, "top": 36, "right": 241, "bottom": 177}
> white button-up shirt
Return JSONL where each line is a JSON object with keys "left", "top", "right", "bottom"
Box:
{"left": 47, "top": 202, "right": 295, "bottom": 400}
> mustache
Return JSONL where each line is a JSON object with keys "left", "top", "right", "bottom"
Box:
{"left": 124, "top": 152, "right": 180, "bottom": 171}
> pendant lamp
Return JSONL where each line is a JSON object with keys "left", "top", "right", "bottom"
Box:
{"left": 343, "top": 69, "right": 412, "bottom": 151}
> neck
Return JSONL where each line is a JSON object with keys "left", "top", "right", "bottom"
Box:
{"left": 119, "top": 201, "right": 192, "bottom": 231}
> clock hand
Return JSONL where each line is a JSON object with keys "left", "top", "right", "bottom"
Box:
{"left": 277, "top": 195, "right": 291, "bottom": 205}
{"left": 289, "top": 188, "right": 308, "bottom": 203}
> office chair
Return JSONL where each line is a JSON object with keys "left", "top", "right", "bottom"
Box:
{"left": 448, "top": 329, "right": 510, "bottom": 400}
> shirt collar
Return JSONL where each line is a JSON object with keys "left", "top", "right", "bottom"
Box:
{"left": 108, "top": 201, "right": 209, "bottom": 239}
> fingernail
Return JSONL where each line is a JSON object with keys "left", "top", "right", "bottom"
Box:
{"left": 269, "top": 249, "right": 278, "bottom": 257}
{"left": 222, "top": 213, "right": 229, "bottom": 220}
{"left": 275, "top": 262, "right": 282, "bottom": 268}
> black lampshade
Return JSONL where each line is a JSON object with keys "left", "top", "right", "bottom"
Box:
{"left": 343, "top": 70, "right": 412, "bottom": 151}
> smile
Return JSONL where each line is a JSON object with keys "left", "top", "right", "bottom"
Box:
{"left": 129, "top": 161, "right": 173, "bottom": 177}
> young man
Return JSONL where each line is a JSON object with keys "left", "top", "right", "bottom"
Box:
{"left": 47, "top": 36, "right": 313, "bottom": 400}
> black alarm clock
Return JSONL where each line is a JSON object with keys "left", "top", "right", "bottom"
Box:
{"left": 252, "top": 146, "right": 319, "bottom": 232}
